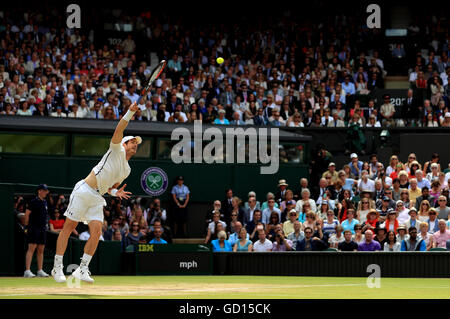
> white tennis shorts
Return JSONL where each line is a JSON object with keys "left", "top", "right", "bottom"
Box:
{"left": 64, "top": 180, "right": 107, "bottom": 224}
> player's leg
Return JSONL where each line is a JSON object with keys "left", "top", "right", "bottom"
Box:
{"left": 52, "top": 182, "right": 87, "bottom": 282}
{"left": 84, "top": 220, "right": 103, "bottom": 256}
{"left": 24, "top": 243, "right": 37, "bottom": 277}
{"left": 72, "top": 203, "right": 104, "bottom": 283}
{"left": 55, "top": 218, "right": 79, "bottom": 256}
{"left": 52, "top": 218, "right": 78, "bottom": 282}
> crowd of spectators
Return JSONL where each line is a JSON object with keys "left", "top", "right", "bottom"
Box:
{"left": 1, "top": 7, "right": 449, "bottom": 128}
{"left": 204, "top": 152, "right": 450, "bottom": 252}
{"left": 13, "top": 150, "right": 450, "bottom": 253}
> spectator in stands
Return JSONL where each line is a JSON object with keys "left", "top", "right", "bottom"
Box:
{"left": 427, "top": 208, "right": 440, "bottom": 233}
{"left": 348, "top": 153, "right": 363, "bottom": 179}
{"left": 341, "top": 209, "right": 359, "bottom": 234}
{"left": 147, "top": 198, "right": 167, "bottom": 226}
{"left": 279, "top": 190, "right": 296, "bottom": 213}
{"left": 233, "top": 228, "right": 253, "bottom": 252}
{"left": 246, "top": 209, "right": 263, "bottom": 239}
{"left": 384, "top": 230, "right": 401, "bottom": 251}
{"left": 401, "top": 227, "right": 426, "bottom": 251}
{"left": 432, "top": 220, "right": 450, "bottom": 248}
{"left": 222, "top": 189, "right": 234, "bottom": 218}
{"left": 282, "top": 209, "right": 298, "bottom": 237}
{"left": 396, "top": 200, "right": 410, "bottom": 225}
{"left": 228, "top": 221, "right": 248, "bottom": 247}
{"left": 357, "top": 229, "right": 381, "bottom": 251}
{"left": 148, "top": 227, "right": 168, "bottom": 244}
{"left": 295, "top": 188, "right": 317, "bottom": 214}
{"left": 374, "top": 227, "right": 389, "bottom": 247}
{"left": 405, "top": 207, "right": 421, "bottom": 230}
{"left": 436, "top": 196, "right": 450, "bottom": 220}
{"left": 415, "top": 188, "right": 436, "bottom": 210}
{"left": 126, "top": 222, "right": 145, "bottom": 247}
{"left": 338, "top": 230, "right": 358, "bottom": 251}
{"left": 252, "top": 230, "right": 273, "bottom": 252}
{"left": 382, "top": 209, "right": 399, "bottom": 234}
{"left": 262, "top": 198, "right": 281, "bottom": 225}
{"left": 287, "top": 221, "right": 304, "bottom": 249}
{"left": 408, "top": 179, "right": 422, "bottom": 208}
{"left": 426, "top": 163, "right": 441, "bottom": 183}
{"left": 423, "top": 153, "right": 441, "bottom": 176}
{"left": 49, "top": 208, "right": 64, "bottom": 234}
{"left": 430, "top": 180, "right": 442, "bottom": 200}
{"left": 265, "top": 212, "right": 281, "bottom": 241}
{"left": 272, "top": 231, "right": 293, "bottom": 251}
{"left": 205, "top": 212, "right": 227, "bottom": 244}
{"left": 328, "top": 225, "right": 345, "bottom": 248}
{"left": 104, "top": 218, "right": 125, "bottom": 241}
{"left": 296, "top": 227, "right": 326, "bottom": 251}
{"left": 415, "top": 170, "right": 431, "bottom": 190}
{"left": 212, "top": 231, "right": 232, "bottom": 252}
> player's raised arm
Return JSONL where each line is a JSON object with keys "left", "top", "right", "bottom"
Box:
{"left": 111, "top": 102, "right": 139, "bottom": 144}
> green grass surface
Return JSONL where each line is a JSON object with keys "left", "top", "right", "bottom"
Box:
{"left": 1, "top": 276, "right": 450, "bottom": 299}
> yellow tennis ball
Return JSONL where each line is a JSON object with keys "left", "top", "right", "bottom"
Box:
{"left": 217, "top": 57, "right": 224, "bottom": 64}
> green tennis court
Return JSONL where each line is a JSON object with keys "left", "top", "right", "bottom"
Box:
{"left": 1, "top": 276, "right": 450, "bottom": 299}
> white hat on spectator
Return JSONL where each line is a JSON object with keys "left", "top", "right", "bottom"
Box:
{"left": 350, "top": 153, "right": 358, "bottom": 159}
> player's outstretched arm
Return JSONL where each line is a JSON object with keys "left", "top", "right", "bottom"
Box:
{"left": 111, "top": 102, "right": 139, "bottom": 144}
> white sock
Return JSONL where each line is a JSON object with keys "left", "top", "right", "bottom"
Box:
{"left": 54, "top": 255, "right": 63, "bottom": 267}
{"left": 80, "top": 253, "right": 92, "bottom": 268}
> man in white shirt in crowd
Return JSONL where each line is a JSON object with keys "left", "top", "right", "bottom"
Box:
{"left": 358, "top": 170, "right": 375, "bottom": 193}
{"left": 253, "top": 230, "right": 273, "bottom": 252}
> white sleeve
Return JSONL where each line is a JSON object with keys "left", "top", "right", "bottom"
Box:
{"left": 110, "top": 142, "right": 123, "bottom": 152}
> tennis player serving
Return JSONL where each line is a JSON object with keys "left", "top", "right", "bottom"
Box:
{"left": 51, "top": 102, "right": 141, "bottom": 283}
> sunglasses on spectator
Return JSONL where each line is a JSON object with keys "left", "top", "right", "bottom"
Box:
{"left": 305, "top": 231, "right": 313, "bottom": 234}
{"left": 113, "top": 223, "right": 119, "bottom": 225}
{"left": 362, "top": 201, "right": 369, "bottom": 204}
{"left": 132, "top": 224, "right": 139, "bottom": 227}
{"left": 231, "top": 214, "right": 237, "bottom": 216}
{"left": 410, "top": 231, "right": 417, "bottom": 234}
{"left": 439, "top": 199, "right": 446, "bottom": 202}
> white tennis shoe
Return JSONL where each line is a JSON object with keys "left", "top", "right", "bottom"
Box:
{"left": 71, "top": 266, "right": 94, "bottom": 283}
{"left": 23, "top": 270, "right": 36, "bottom": 278}
{"left": 37, "top": 269, "right": 49, "bottom": 277}
{"left": 51, "top": 266, "right": 66, "bottom": 283}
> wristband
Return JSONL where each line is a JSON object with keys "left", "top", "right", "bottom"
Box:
{"left": 123, "top": 109, "right": 136, "bottom": 122}
{"left": 110, "top": 188, "right": 118, "bottom": 196}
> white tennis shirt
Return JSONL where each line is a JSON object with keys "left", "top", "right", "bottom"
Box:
{"left": 92, "top": 142, "right": 131, "bottom": 195}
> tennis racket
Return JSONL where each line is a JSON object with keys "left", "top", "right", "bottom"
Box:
{"left": 137, "top": 60, "right": 167, "bottom": 104}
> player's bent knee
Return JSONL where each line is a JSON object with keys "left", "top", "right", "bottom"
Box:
{"left": 88, "top": 220, "right": 103, "bottom": 239}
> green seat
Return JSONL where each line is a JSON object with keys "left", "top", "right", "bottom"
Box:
{"left": 325, "top": 247, "right": 338, "bottom": 252}
{"left": 429, "top": 247, "right": 447, "bottom": 251}
{"left": 444, "top": 168, "right": 450, "bottom": 174}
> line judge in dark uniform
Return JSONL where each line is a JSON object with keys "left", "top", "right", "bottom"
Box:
{"left": 171, "top": 176, "right": 190, "bottom": 238}
{"left": 24, "top": 184, "right": 50, "bottom": 278}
